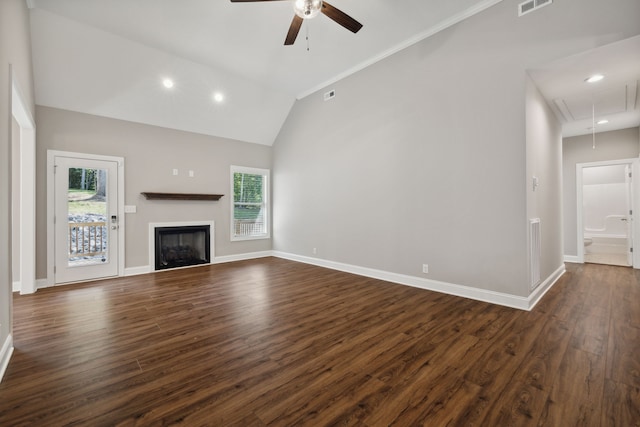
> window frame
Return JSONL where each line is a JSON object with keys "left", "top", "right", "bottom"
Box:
{"left": 230, "top": 165, "right": 270, "bottom": 241}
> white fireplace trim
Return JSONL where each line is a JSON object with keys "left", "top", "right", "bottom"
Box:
{"left": 148, "top": 220, "right": 215, "bottom": 271}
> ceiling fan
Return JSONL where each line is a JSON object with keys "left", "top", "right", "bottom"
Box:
{"left": 230, "top": 0, "right": 363, "bottom": 45}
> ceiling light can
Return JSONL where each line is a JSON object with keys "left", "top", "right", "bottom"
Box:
{"left": 585, "top": 74, "right": 604, "bottom": 83}
{"left": 162, "top": 78, "right": 174, "bottom": 89}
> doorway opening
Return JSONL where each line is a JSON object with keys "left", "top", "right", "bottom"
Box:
{"left": 577, "top": 159, "right": 639, "bottom": 267}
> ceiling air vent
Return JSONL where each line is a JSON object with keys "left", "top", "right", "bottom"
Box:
{"left": 518, "top": 0, "right": 552, "bottom": 16}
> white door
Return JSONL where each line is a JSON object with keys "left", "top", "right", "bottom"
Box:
{"left": 54, "top": 156, "right": 120, "bottom": 284}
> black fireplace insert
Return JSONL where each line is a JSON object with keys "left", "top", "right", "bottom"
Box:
{"left": 154, "top": 225, "right": 211, "bottom": 270}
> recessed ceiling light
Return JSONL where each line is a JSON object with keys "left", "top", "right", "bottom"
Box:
{"left": 162, "top": 78, "right": 174, "bottom": 89}
{"left": 597, "top": 119, "right": 609, "bottom": 125}
{"left": 585, "top": 74, "right": 604, "bottom": 83}
{"left": 213, "top": 92, "right": 224, "bottom": 103}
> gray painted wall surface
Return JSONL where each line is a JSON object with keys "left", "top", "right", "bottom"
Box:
{"left": 273, "top": 0, "right": 640, "bottom": 296}
{"left": 36, "top": 106, "right": 272, "bottom": 278}
{"left": 525, "top": 75, "right": 563, "bottom": 288}
{"left": 563, "top": 127, "right": 640, "bottom": 257}
{"left": 0, "top": 0, "right": 35, "bottom": 365}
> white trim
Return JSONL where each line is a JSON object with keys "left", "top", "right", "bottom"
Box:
{"left": 35, "top": 278, "right": 50, "bottom": 290}
{"left": 124, "top": 266, "right": 151, "bottom": 277}
{"left": 126, "top": 251, "right": 271, "bottom": 276}
{"left": 564, "top": 255, "right": 580, "bottom": 263}
{"left": 296, "top": 0, "right": 505, "bottom": 99}
{"left": 576, "top": 158, "right": 639, "bottom": 268}
{"left": 148, "top": 220, "right": 215, "bottom": 271}
{"left": 273, "top": 251, "right": 562, "bottom": 311}
{"left": 213, "top": 251, "right": 272, "bottom": 264}
{"left": 0, "top": 334, "right": 14, "bottom": 383}
{"left": 47, "top": 151, "right": 126, "bottom": 285}
{"left": 12, "top": 73, "right": 36, "bottom": 295}
{"left": 12, "top": 281, "right": 20, "bottom": 293}
{"left": 34, "top": 250, "right": 564, "bottom": 311}
{"left": 527, "top": 264, "right": 566, "bottom": 310}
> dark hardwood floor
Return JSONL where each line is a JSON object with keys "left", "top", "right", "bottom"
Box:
{"left": 1, "top": 258, "right": 638, "bottom": 426}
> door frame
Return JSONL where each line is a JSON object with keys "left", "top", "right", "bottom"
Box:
{"left": 576, "top": 158, "right": 640, "bottom": 267}
{"left": 11, "top": 73, "right": 36, "bottom": 294}
{"left": 46, "top": 150, "right": 125, "bottom": 287}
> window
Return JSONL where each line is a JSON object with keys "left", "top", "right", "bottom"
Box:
{"left": 231, "top": 166, "right": 270, "bottom": 241}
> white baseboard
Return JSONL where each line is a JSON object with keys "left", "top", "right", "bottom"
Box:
{"left": 0, "top": 334, "right": 14, "bottom": 383}
{"left": 527, "top": 264, "right": 566, "bottom": 310}
{"left": 273, "top": 251, "right": 559, "bottom": 311}
{"left": 564, "top": 255, "right": 581, "bottom": 263}
{"left": 12, "top": 281, "right": 20, "bottom": 293}
{"left": 124, "top": 266, "right": 151, "bottom": 276}
{"left": 35, "top": 278, "right": 50, "bottom": 290}
{"left": 123, "top": 251, "right": 273, "bottom": 277}
{"left": 213, "top": 251, "right": 273, "bottom": 264}
{"left": 37, "top": 250, "right": 565, "bottom": 311}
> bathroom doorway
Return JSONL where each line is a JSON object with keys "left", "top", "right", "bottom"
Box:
{"left": 577, "top": 160, "right": 636, "bottom": 267}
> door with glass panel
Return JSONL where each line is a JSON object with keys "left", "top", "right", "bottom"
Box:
{"left": 54, "top": 156, "right": 119, "bottom": 284}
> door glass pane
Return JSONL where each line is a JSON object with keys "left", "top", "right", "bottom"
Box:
{"left": 67, "top": 167, "right": 108, "bottom": 266}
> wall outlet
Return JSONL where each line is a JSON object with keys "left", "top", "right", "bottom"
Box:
{"left": 312, "top": 247, "right": 317, "bottom": 255}
{"left": 422, "top": 264, "right": 429, "bottom": 274}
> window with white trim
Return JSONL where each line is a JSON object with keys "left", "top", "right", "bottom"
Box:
{"left": 231, "top": 166, "right": 270, "bottom": 241}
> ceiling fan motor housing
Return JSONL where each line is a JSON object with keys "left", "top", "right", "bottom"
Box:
{"left": 294, "top": 0, "right": 322, "bottom": 19}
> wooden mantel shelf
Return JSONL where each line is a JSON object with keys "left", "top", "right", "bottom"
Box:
{"left": 141, "top": 192, "right": 224, "bottom": 201}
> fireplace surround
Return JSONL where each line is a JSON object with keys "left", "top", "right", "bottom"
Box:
{"left": 149, "top": 221, "right": 214, "bottom": 271}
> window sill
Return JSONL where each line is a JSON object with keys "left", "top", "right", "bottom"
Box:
{"left": 231, "top": 234, "right": 270, "bottom": 242}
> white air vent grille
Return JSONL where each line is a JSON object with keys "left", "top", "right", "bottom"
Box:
{"left": 519, "top": 0, "right": 552, "bottom": 16}
{"left": 324, "top": 90, "right": 336, "bottom": 101}
{"left": 529, "top": 218, "right": 541, "bottom": 290}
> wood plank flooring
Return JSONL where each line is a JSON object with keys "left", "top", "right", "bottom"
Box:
{"left": 1, "top": 258, "right": 638, "bottom": 426}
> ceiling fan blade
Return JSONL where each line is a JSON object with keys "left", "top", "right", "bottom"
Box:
{"left": 321, "top": 2, "right": 363, "bottom": 33}
{"left": 284, "top": 15, "right": 304, "bottom": 45}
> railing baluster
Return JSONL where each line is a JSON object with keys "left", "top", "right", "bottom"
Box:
{"left": 67, "top": 221, "right": 108, "bottom": 260}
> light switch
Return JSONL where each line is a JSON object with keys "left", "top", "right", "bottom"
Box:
{"left": 172, "top": 169, "right": 179, "bottom": 176}
{"left": 189, "top": 170, "right": 194, "bottom": 178}
{"left": 124, "top": 205, "right": 137, "bottom": 213}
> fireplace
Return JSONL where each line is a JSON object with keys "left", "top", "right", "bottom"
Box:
{"left": 149, "top": 221, "right": 214, "bottom": 271}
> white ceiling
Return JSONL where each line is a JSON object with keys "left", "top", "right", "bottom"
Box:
{"left": 528, "top": 35, "right": 640, "bottom": 138}
{"left": 28, "top": 1, "right": 640, "bottom": 144}
{"left": 28, "top": 0, "right": 503, "bottom": 145}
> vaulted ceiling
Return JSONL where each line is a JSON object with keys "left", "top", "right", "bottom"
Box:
{"left": 28, "top": 0, "right": 640, "bottom": 145}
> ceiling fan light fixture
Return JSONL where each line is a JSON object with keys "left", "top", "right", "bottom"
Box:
{"left": 293, "top": 0, "right": 322, "bottom": 19}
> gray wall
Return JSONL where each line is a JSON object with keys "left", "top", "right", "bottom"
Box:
{"left": 526, "top": 75, "right": 563, "bottom": 287}
{"left": 563, "top": 127, "right": 640, "bottom": 257}
{"left": 273, "top": 0, "right": 640, "bottom": 297}
{"left": 36, "top": 106, "right": 272, "bottom": 278}
{"left": 0, "top": 0, "right": 35, "bottom": 365}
